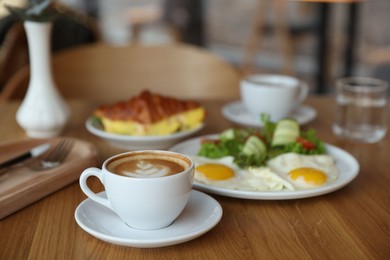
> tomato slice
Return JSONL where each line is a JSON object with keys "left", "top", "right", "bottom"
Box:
{"left": 296, "top": 137, "right": 316, "bottom": 150}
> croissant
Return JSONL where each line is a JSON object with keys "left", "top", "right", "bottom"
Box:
{"left": 94, "top": 90, "right": 206, "bottom": 135}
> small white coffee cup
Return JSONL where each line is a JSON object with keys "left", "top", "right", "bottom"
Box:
{"left": 79, "top": 150, "right": 194, "bottom": 230}
{"left": 240, "top": 74, "right": 309, "bottom": 121}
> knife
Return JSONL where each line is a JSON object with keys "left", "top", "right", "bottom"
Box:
{"left": 0, "top": 143, "right": 51, "bottom": 169}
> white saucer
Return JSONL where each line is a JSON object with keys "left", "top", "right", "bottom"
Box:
{"left": 222, "top": 101, "right": 317, "bottom": 128}
{"left": 74, "top": 190, "right": 223, "bottom": 248}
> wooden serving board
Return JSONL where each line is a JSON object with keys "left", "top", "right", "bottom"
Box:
{"left": 0, "top": 137, "right": 99, "bottom": 220}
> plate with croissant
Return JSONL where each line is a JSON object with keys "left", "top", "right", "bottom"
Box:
{"left": 86, "top": 91, "right": 206, "bottom": 150}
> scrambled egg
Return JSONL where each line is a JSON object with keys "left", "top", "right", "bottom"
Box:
{"left": 100, "top": 107, "right": 205, "bottom": 135}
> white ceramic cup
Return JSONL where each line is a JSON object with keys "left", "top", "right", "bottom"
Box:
{"left": 79, "top": 150, "right": 194, "bottom": 230}
{"left": 240, "top": 74, "right": 309, "bottom": 121}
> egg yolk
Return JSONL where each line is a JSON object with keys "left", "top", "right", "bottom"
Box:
{"left": 288, "top": 167, "right": 327, "bottom": 186}
{"left": 196, "top": 163, "right": 234, "bottom": 180}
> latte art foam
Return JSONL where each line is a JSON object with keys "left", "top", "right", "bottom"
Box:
{"left": 122, "top": 161, "right": 170, "bottom": 178}
{"left": 107, "top": 155, "right": 188, "bottom": 178}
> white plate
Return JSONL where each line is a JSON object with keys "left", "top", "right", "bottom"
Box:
{"left": 222, "top": 101, "right": 317, "bottom": 128}
{"left": 85, "top": 117, "right": 204, "bottom": 150}
{"left": 74, "top": 190, "right": 222, "bottom": 248}
{"left": 170, "top": 134, "right": 360, "bottom": 200}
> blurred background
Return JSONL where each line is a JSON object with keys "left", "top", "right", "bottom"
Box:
{"left": 1, "top": 0, "right": 389, "bottom": 95}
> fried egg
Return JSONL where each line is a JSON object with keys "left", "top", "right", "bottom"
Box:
{"left": 191, "top": 156, "right": 294, "bottom": 191}
{"left": 267, "top": 153, "right": 339, "bottom": 189}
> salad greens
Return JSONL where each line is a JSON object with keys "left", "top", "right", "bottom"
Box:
{"left": 198, "top": 115, "right": 325, "bottom": 168}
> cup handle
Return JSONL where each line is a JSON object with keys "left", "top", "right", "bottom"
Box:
{"left": 79, "top": 167, "right": 112, "bottom": 210}
{"left": 297, "top": 81, "right": 309, "bottom": 104}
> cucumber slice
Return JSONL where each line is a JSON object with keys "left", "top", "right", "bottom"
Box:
{"left": 242, "top": 136, "right": 266, "bottom": 156}
{"left": 272, "top": 119, "right": 299, "bottom": 146}
{"left": 220, "top": 128, "right": 235, "bottom": 140}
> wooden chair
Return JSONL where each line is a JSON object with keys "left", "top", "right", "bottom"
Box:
{"left": 0, "top": 43, "right": 241, "bottom": 102}
{"left": 242, "top": 0, "right": 295, "bottom": 76}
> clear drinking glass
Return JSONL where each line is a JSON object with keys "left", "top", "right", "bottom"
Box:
{"left": 333, "top": 77, "right": 389, "bottom": 143}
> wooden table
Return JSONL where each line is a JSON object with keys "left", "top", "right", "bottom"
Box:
{"left": 0, "top": 96, "right": 389, "bottom": 259}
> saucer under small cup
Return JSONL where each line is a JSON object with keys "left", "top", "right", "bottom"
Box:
{"left": 74, "top": 190, "right": 222, "bottom": 248}
{"left": 222, "top": 101, "right": 317, "bottom": 128}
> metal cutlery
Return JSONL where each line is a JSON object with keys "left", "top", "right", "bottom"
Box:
{"left": 0, "top": 138, "right": 74, "bottom": 174}
{"left": 0, "top": 143, "right": 51, "bottom": 169}
{"left": 28, "top": 138, "right": 74, "bottom": 171}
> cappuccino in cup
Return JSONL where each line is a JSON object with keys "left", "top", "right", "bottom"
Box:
{"left": 79, "top": 150, "right": 194, "bottom": 230}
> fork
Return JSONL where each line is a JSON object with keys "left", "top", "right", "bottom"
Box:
{"left": 28, "top": 138, "right": 74, "bottom": 171}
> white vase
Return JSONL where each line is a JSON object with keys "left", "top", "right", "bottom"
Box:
{"left": 16, "top": 21, "right": 70, "bottom": 138}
